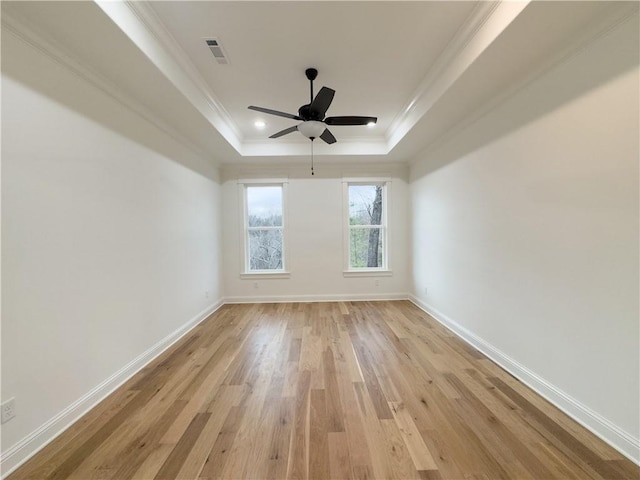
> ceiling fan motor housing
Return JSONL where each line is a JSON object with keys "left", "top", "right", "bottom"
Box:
{"left": 298, "top": 104, "right": 324, "bottom": 121}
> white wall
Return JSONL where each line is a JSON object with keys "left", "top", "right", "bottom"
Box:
{"left": 410, "top": 17, "right": 639, "bottom": 461}
{"left": 1, "top": 30, "right": 223, "bottom": 473}
{"left": 222, "top": 164, "right": 409, "bottom": 301}
{"left": 2, "top": 3, "right": 637, "bottom": 474}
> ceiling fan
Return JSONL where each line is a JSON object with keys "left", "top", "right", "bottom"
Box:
{"left": 248, "top": 68, "right": 377, "bottom": 144}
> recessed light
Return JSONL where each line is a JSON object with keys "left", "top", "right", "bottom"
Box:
{"left": 367, "top": 121, "right": 376, "bottom": 128}
{"left": 254, "top": 120, "right": 266, "bottom": 129}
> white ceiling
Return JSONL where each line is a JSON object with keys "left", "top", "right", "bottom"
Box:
{"left": 2, "top": 1, "right": 637, "bottom": 165}
{"left": 148, "top": 1, "right": 476, "bottom": 140}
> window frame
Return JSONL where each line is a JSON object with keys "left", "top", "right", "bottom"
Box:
{"left": 239, "top": 179, "right": 290, "bottom": 278}
{"left": 342, "top": 179, "right": 392, "bottom": 276}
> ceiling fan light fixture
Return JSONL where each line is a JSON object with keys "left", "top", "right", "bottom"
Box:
{"left": 298, "top": 120, "right": 326, "bottom": 139}
{"left": 254, "top": 120, "right": 266, "bottom": 129}
{"left": 367, "top": 121, "right": 376, "bottom": 128}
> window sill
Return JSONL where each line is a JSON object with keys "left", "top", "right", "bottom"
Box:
{"left": 343, "top": 270, "right": 393, "bottom": 278}
{"left": 240, "top": 271, "right": 291, "bottom": 280}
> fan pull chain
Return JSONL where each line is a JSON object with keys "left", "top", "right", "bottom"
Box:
{"left": 311, "top": 139, "right": 315, "bottom": 176}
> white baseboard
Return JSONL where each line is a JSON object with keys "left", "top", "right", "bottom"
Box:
{"left": 0, "top": 300, "right": 224, "bottom": 478}
{"left": 408, "top": 294, "right": 640, "bottom": 465}
{"left": 223, "top": 292, "right": 409, "bottom": 304}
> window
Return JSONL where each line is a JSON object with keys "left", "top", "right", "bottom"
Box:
{"left": 344, "top": 181, "right": 389, "bottom": 272}
{"left": 242, "top": 182, "right": 287, "bottom": 274}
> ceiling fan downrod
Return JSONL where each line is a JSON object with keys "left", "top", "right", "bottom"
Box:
{"left": 306, "top": 68, "right": 318, "bottom": 104}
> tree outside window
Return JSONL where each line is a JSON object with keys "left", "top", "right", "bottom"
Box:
{"left": 245, "top": 185, "right": 284, "bottom": 271}
{"left": 348, "top": 183, "right": 387, "bottom": 269}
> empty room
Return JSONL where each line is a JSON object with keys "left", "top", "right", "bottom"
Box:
{"left": 1, "top": 1, "right": 638, "bottom": 479}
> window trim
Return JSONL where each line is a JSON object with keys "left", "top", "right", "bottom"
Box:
{"left": 239, "top": 179, "right": 290, "bottom": 278}
{"left": 342, "top": 179, "right": 392, "bottom": 276}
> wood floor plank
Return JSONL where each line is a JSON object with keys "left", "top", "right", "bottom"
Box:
{"left": 309, "top": 389, "right": 330, "bottom": 480}
{"left": 110, "top": 399, "right": 188, "bottom": 480}
{"left": 388, "top": 402, "right": 437, "bottom": 471}
{"left": 265, "top": 396, "right": 294, "bottom": 480}
{"left": 323, "top": 347, "right": 346, "bottom": 433}
{"left": 327, "top": 432, "right": 352, "bottom": 479}
{"left": 287, "top": 369, "right": 311, "bottom": 480}
{"left": 489, "top": 376, "right": 632, "bottom": 479}
{"left": 8, "top": 301, "right": 638, "bottom": 480}
{"left": 174, "top": 386, "right": 241, "bottom": 480}
{"left": 447, "top": 371, "right": 559, "bottom": 479}
{"left": 44, "top": 389, "right": 155, "bottom": 480}
{"left": 336, "top": 377, "right": 374, "bottom": 472}
{"left": 197, "top": 405, "right": 246, "bottom": 480}
{"left": 379, "top": 418, "right": 421, "bottom": 480}
{"left": 130, "top": 444, "right": 176, "bottom": 480}
{"left": 351, "top": 381, "right": 394, "bottom": 479}
{"left": 8, "top": 389, "right": 140, "bottom": 480}
{"left": 154, "top": 412, "right": 211, "bottom": 480}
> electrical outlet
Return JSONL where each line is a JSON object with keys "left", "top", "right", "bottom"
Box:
{"left": 1, "top": 398, "right": 16, "bottom": 424}
{"left": 375, "top": 279, "right": 380, "bottom": 287}
{"left": 205, "top": 290, "right": 209, "bottom": 299}
{"left": 424, "top": 287, "right": 428, "bottom": 295}
{"left": 253, "top": 282, "right": 259, "bottom": 289}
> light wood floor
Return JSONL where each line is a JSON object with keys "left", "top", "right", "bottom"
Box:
{"left": 9, "top": 301, "right": 638, "bottom": 480}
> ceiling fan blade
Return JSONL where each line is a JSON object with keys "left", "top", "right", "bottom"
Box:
{"left": 248, "top": 106, "right": 302, "bottom": 121}
{"left": 324, "top": 116, "right": 377, "bottom": 126}
{"left": 269, "top": 125, "right": 299, "bottom": 138}
{"left": 310, "top": 87, "right": 335, "bottom": 119}
{"left": 319, "top": 128, "right": 337, "bottom": 144}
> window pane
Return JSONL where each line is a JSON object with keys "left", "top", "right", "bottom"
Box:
{"left": 247, "top": 186, "right": 282, "bottom": 227}
{"left": 350, "top": 227, "right": 383, "bottom": 268}
{"left": 349, "top": 185, "right": 383, "bottom": 226}
{"left": 249, "top": 229, "right": 283, "bottom": 270}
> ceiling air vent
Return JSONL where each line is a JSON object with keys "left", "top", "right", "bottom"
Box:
{"left": 205, "top": 38, "right": 229, "bottom": 65}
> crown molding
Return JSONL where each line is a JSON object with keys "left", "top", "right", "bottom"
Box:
{"left": 101, "top": 1, "right": 526, "bottom": 158}
{"left": 122, "top": 1, "right": 243, "bottom": 145}
{"left": 9, "top": 1, "right": 623, "bottom": 163}
{"left": 220, "top": 161, "right": 409, "bottom": 183}
{"left": 116, "top": 1, "right": 393, "bottom": 157}
{"left": 1, "top": 10, "right": 215, "bottom": 164}
{"left": 95, "top": 0, "right": 243, "bottom": 154}
{"left": 240, "top": 137, "right": 389, "bottom": 157}
{"left": 85, "top": 0, "right": 530, "bottom": 158}
{"left": 407, "top": 2, "right": 640, "bottom": 167}
{"left": 386, "top": 0, "right": 529, "bottom": 151}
